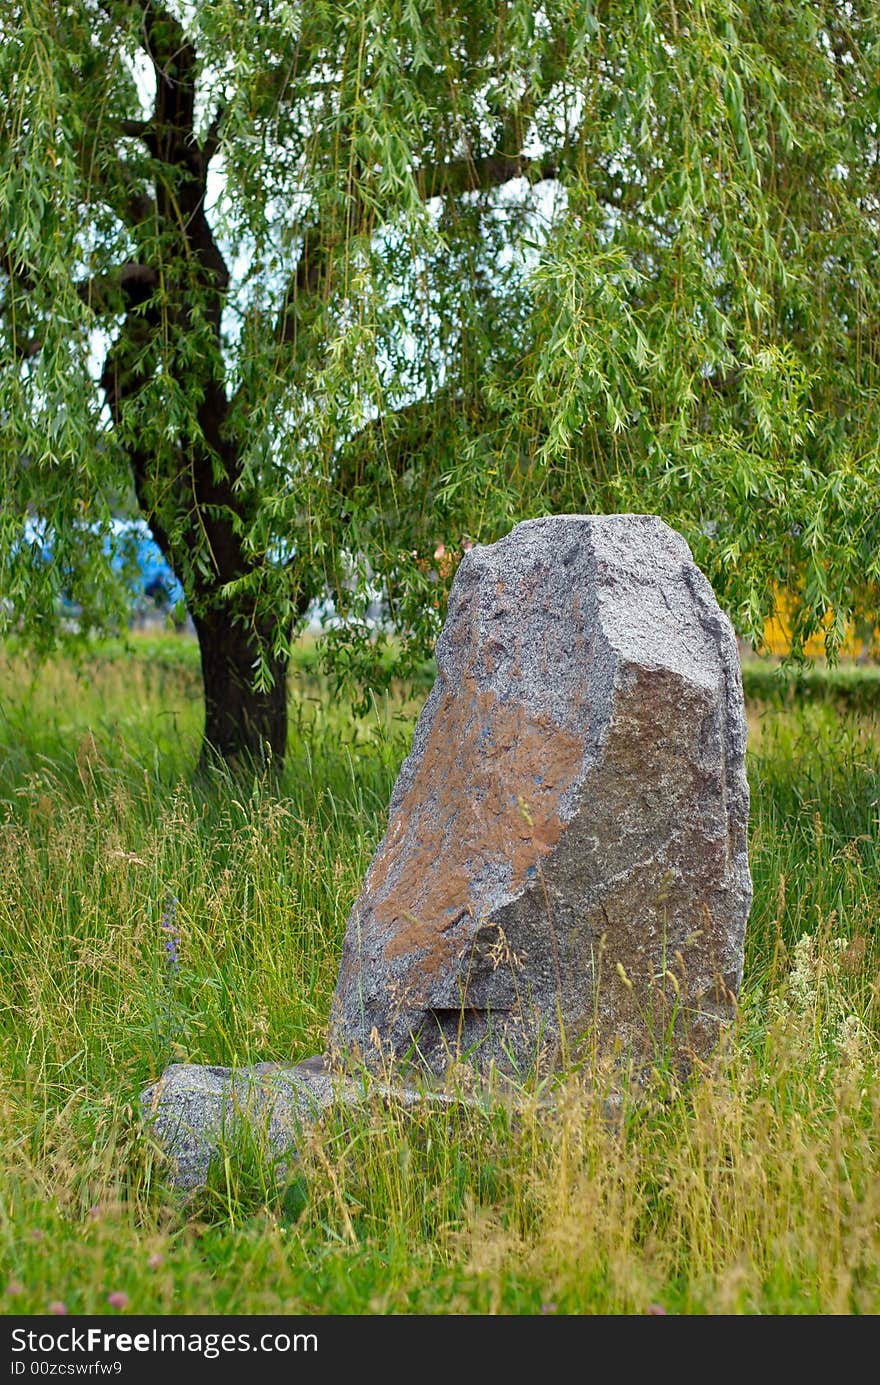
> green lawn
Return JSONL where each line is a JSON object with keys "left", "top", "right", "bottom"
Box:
{"left": 0, "top": 635, "right": 877, "bottom": 1315}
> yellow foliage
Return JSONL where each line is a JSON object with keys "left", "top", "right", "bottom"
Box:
{"left": 761, "top": 590, "right": 880, "bottom": 659}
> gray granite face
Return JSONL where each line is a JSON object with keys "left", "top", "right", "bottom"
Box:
{"left": 140, "top": 1058, "right": 451, "bottom": 1192}
{"left": 328, "top": 514, "right": 752, "bottom": 1078}
{"left": 139, "top": 1059, "right": 338, "bottom": 1192}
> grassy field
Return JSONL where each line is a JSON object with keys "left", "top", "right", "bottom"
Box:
{"left": 0, "top": 632, "right": 878, "bottom": 1315}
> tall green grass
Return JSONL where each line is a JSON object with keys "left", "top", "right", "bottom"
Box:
{"left": 0, "top": 639, "right": 877, "bottom": 1315}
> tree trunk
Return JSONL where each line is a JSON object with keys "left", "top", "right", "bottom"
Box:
{"left": 92, "top": 8, "right": 300, "bottom": 783}
{"left": 193, "top": 609, "right": 290, "bottom": 776}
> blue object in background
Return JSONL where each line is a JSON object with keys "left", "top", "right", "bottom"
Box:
{"left": 114, "top": 519, "right": 185, "bottom": 609}
{"left": 21, "top": 516, "right": 186, "bottom": 618}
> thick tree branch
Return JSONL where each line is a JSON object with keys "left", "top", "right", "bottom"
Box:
{"left": 332, "top": 386, "right": 483, "bottom": 501}
{"left": 100, "top": 314, "right": 175, "bottom": 567}
{"left": 141, "top": 6, "right": 229, "bottom": 298}
{"left": 272, "top": 106, "right": 566, "bottom": 360}
{"left": 76, "top": 261, "right": 159, "bottom": 314}
{"left": 417, "top": 148, "right": 563, "bottom": 200}
{"left": 202, "top": 105, "right": 225, "bottom": 165}
{"left": 119, "top": 182, "right": 156, "bottom": 228}
{"left": 0, "top": 240, "right": 36, "bottom": 293}
{"left": 1, "top": 242, "right": 42, "bottom": 357}
{"left": 93, "top": 0, "right": 243, "bottom": 596}
{"left": 415, "top": 40, "right": 571, "bottom": 202}
{"left": 120, "top": 118, "right": 151, "bottom": 139}
{"left": 1, "top": 322, "right": 43, "bottom": 361}
{"left": 15, "top": 337, "right": 43, "bottom": 360}
{"left": 265, "top": 145, "right": 562, "bottom": 377}
{"left": 273, "top": 221, "right": 331, "bottom": 352}
{"left": 101, "top": 315, "right": 244, "bottom": 596}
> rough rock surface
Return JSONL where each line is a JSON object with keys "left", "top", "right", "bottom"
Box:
{"left": 140, "top": 1059, "right": 336, "bottom": 1191}
{"left": 140, "top": 1057, "right": 445, "bottom": 1192}
{"left": 328, "top": 514, "right": 751, "bottom": 1077}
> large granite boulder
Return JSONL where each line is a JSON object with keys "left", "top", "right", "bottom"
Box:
{"left": 328, "top": 514, "right": 751, "bottom": 1078}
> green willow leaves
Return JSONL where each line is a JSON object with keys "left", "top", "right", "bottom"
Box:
{"left": 1, "top": 1, "right": 878, "bottom": 762}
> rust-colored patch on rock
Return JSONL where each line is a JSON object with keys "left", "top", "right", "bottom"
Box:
{"left": 329, "top": 515, "right": 752, "bottom": 1079}
{"left": 363, "top": 675, "right": 585, "bottom": 987}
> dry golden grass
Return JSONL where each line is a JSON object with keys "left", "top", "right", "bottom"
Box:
{"left": 0, "top": 641, "right": 877, "bottom": 1314}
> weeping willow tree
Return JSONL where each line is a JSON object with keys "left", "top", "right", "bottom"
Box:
{"left": 1, "top": 0, "right": 878, "bottom": 771}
